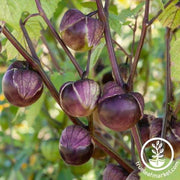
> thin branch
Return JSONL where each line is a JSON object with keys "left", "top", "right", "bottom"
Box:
{"left": 113, "top": 39, "right": 131, "bottom": 59}
{"left": 92, "top": 133, "right": 134, "bottom": 173}
{"left": 35, "top": 0, "right": 83, "bottom": 77}
{"left": 131, "top": 134, "right": 137, "bottom": 164}
{"left": 125, "top": 0, "right": 150, "bottom": 168}
{"left": 104, "top": 0, "right": 110, "bottom": 13}
{"left": 23, "top": 13, "right": 40, "bottom": 25}
{"left": 147, "top": 0, "right": 174, "bottom": 27}
{"left": 87, "top": 10, "right": 98, "bottom": 17}
{"left": 96, "top": 0, "right": 124, "bottom": 87}
{"left": 127, "top": 0, "right": 150, "bottom": 90}
{"left": 88, "top": 114, "right": 94, "bottom": 133}
{"left": 161, "top": 28, "right": 173, "bottom": 139}
{"left": 20, "top": 19, "right": 40, "bottom": 61}
{"left": 1, "top": 25, "right": 84, "bottom": 127}
{"left": 82, "top": 50, "right": 92, "bottom": 79}
{"left": 130, "top": 17, "right": 138, "bottom": 67}
{"left": 131, "top": 126, "right": 146, "bottom": 168}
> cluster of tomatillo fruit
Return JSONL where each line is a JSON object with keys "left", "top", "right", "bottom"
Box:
{"left": 2, "top": 9, "right": 180, "bottom": 180}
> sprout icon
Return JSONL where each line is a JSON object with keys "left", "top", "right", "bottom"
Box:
{"left": 149, "top": 140, "right": 165, "bottom": 167}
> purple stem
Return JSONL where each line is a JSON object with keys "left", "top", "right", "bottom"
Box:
{"left": 96, "top": 0, "right": 124, "bottom": 87}
{"left": 161, "top": 28, "right": 173, "bottom": 139}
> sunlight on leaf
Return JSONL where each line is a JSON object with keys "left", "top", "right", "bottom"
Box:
{"left": 0, "top": 0, "right": 60, "bottom": 59}
{"left": 170, "top": 39, "right": 180, "bottom": 82}
{"left": 90, "top": 40, "right": 105, "bottom": 70}
{"left": 159, "top": 0, "right": 180, "bottom": 30}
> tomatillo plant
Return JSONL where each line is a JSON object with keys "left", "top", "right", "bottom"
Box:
{"left": 1, "top": 0, "right": 180, "bottom": 179}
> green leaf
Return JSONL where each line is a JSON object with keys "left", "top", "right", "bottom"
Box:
{"left": 159, "top": 0, "right": 180, "bottom": 30}
{"left": 158, "top": 0, "right": 165, "bottom": 10}
{"left": 80, "top": 2, "right": 97, "bottom": 10}
{"left": 58, "top": 168, "right": 74, "bottom": 180}
{"left": 0, "top": 0, "right": 60, "bottom": 29}
{"left": 90, "top": 40, "right": 105, "bottom": 70}
{"left": 0, "top": 0, "right": 60, "bottom": 59}
{"left": 131, "top": 2, "right": 145, "bottom": 15}
{"left": 118, "top": 9, "right": 133, "bottom": 22}
{"left": 5, "top": 30, "right": 26, "bottom": 60}
{"left": 109, "top": 13, "right": 122, "bottom": 35}
{"left": 50, "top": 71, "right": 78, "bottom": 90}
{"left": 109, "top": 3, "right": 144, "bottom": 35}
{"left": 25, "top": 92, "right": 45, "bottom": 126}
{"left": 170, "top": 38, "right": 180, "bottom": 82}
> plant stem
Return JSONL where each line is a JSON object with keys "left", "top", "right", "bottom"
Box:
{"left": 20, "top": 19, "right": 40, "bottom": 61}
{"left": 1, "top": 25, "right": 84, "bottom": 127}
{"left": 87, "top": 11, "right": 98, "bottom": 17}
{"left": 82, "top": 50, "right": 91, "bottom": 79}
{"left": 23, "top": 13, "right": 40, "bottom": 25}
{"left": 127, "top": 0, "right": 150, "bottom": 168}
{"left": 131, "top": 134, "right": 137, "bottom": 164}
{"left": 161, "top": 28, "right": 173, "bottom": 139}
{"left": 104, "top": 0, "right": 110, "bottom": 13}
{"left": 96, "top": 0, "right": 124, "bottom": 87}
{"left": 88, "top": 114, "right": 94, "bottom": 133}
{"left": 92, "top": 133, "right": 134, "bottom": 173}
{"left": 130, "top": 17, "right": 138, "bottom": 67}
{"left": 96, "top": 0, "right": 148, "bottom": 168}
{"left": 131, "top": 126, "right": 146, "bottom": 168}
{"left": 35, "top": 0, "right": 83, "bottom": 77}
{"left": 127, "top": 0, "right": 150, "bottom": 90}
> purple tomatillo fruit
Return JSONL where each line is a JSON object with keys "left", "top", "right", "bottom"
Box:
{"left": 2, "top": 61, "right": 43, "bottom": 107}
{"left": 59, "top": 125, "right": 94, "bottom": 165}
{"left": 60, "top": 9, "right": 104, "bottom": 52}
{"left": 98, "top": 81, "right": 144, "bottom": 132}
{"left": 103, "top": 164, "right": 129, "bottom": 180}
{"left": 126, "top": 170, "right": 140, "bottom": 180}
{"left": 59, "top": 79, "right": 100, "bottom": 117}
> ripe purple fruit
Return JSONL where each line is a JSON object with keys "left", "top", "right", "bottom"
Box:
{"left": 103, "top": 164, "right": 128, "bottom": 180}
{"left": 59, "top": 79, "right": 100, "bottom": 117}
{"left": 2, "top": 61, "right": 43, "bottom": 107}
{"left": 59, "top": 125, "right": 94, "bottom": 165}
{"left": 98, "top": 82, "right": 144, "bottom": 131}
{"left": 60, "top": 9, "right": 104, "bottom": 52}
{"left": 126, "top": 170, "right": 140, "bottom": 180}
{"left": 171, "top": 120, "right": 180, "bottom": 139}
